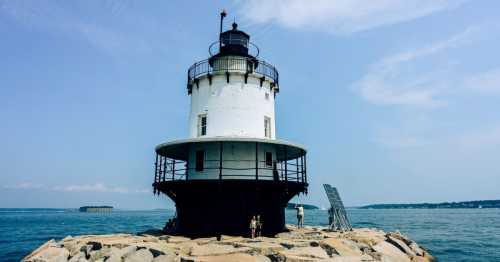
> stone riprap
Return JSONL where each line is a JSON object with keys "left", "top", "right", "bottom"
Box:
{"left": 23, "top": 225, "right": 434, "bottom": 262}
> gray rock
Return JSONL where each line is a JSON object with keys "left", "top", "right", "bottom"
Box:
{"left": 68, "top": 252, "right": 88, "bottom": 262}
{"left": 320, "top": 238, "right": 362, "bottom": 257}
{"left": 189, "top": 243, "right": 251, "bottom": 256}
{"left": 62, "top": 240, "right": 86, "bottom": 257}
{"left": 106, "top": 246, "right": 138, "bottom": 262}
{"left": 62, "top": 236, "right": 74, "bottom": 242}
{"left": 152, "top": 254, "right": 179, "bottom": 262}
{"left": 147, "top": 247, "right": 166, "bottom": 257}
{"left": 386, "top": 236, "right": 416, "bottom": 258}
{"left": 193, "top": 253, "right": 271, "bottom": 262}
{"left": 124, "top": 248, "right": 154, "bottom": 262}
{"left": 29, "top": 246, "right": 70, "bottom": 262}
{"left": 234, "top": 241, "right": 284, "bottom": 255}
{"left": 161, "top": 236, "right": 191, "bottom": 243}
{"left": 373, "top": 241, "right": 411, "bottom": 262}
{"left": 409, "top": 242, "right": 424, "bottom": 256}
{"left": 89, "top": 246, "right": 111, "bottom": 261}
{"left": 279, "top": 240, "right": 311, "bottom": 249}
{"left": 279, "top": 246, "right": 330, "bottom": 260}
{"left": 87, "top": 241, "right": 103, "bottom": 251}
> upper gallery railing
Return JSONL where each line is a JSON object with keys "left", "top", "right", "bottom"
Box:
{"left": 187, "top": 56, "right": 279, "bottom": 93}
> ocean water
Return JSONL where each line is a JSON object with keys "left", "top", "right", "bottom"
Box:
{"left": 1, "top": 208, "right": 499, "bottom": 261}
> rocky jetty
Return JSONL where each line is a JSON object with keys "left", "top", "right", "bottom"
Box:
{"left": 23, "top": 225, "right": 434, "bottom": 262}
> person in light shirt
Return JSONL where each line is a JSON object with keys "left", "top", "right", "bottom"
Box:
{"left": 249, "top": 216, "right": 257, "bottom": 238}
{"left": 295, "top": 204, "right": 304, "bottom": 228}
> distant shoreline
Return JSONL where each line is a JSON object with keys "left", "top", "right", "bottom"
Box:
{"left": 360, "top": 199, "right": 500, "bottom": 209}
{"left": 286, "top": 202, "right": 319, "bottom": 210}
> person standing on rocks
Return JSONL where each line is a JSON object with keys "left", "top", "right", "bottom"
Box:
{"left": 296, "top": 204, "right": 304, "bottom": 228}
{"left": 250, "top": 216, "right": 257, "bottom": 238}
{"left": 256, "top": 215, "right": 263, "bottom": 237}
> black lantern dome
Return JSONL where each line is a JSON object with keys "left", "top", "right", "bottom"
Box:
{"left": 209, "top": 22, "right": 259, "bottom": 65}
{"left": 219, "top": 22, "right": 250, "bottom": 57}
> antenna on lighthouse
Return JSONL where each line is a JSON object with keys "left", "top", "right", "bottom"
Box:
{"left": 219, "top": 9, "right": 227, "bottom": 49}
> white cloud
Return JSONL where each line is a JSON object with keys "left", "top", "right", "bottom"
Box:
{"left": 3, "top": 182, "right": 44, "bottom": 190}
{"left": 464, "top": 68, "right": 500, "bottom": 94}
{"left": 237, "top": 0, "right": 464, "bottom": 34}
{"left": 352, "top": 27, "right": 478, "bottom": 108}
{"left": 2, "top": 182, "right": 149, "bottom": 194}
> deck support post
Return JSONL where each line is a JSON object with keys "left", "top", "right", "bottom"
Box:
{"left": 172, "top": 159, "right": 176, "bottom": 180}
{"left": 255, "top": 142, "right": 259, "bottom": 180}
{"left": 163, "top": 157, "right": 167, "bottom": 182}
{"left": 219, "top": 142, "right": 223, "bottom": 180}
{"left": 284, "top": 146, "right": 288, "bottom": 182}
{"left": 296, "top": 158, "right": 299, "bottom": 182}
{"left": 154, "top": 153, "right": 159, "bottom": 183}
{"left": 304, "top": 153, "right": 307, "bottom": 184}
{"left": 300, "top": 154, "right": 304, "bottom": 183}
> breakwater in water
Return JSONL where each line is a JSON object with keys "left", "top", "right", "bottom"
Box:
{"left": 23, "top": 225, "right": 434, "bottom": 261}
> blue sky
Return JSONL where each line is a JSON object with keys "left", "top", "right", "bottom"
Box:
{"left": 1, "top": 0, "right": 500, "bottom": 209}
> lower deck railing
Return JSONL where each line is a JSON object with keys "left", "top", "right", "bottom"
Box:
{"left": 153, "top": 157, "right": 307, "bottom": 184}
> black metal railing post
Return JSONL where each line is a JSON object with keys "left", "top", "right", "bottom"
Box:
{"left": 172, "top": 160, "right": 175, "bottom": 180}
{"left": 300, "top": 154, "right": 304, "bottom": 183}
{"left": 158, "top": 156, "right": 163, "bottom": 182}
{"left": 219, "top": 142, "right": 223, "bottom": 181}
{"left": 284, "top": 146, "right": 288, "bottom": 182}
{"left": 154, "top": 153, "right": 159, "bottom": 183}
{"left": 296, "top": 158, "right": 299, "bottom": 182}
{"left": 162, "top": 157, "right": 167, "bottom": 182}
{"left": 304, "top": 153, "right": 307, "bottom": 184}
{"left": 255, "top": 142, "right": 259, "bottom": 180}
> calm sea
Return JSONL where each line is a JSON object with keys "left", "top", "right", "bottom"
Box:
{"left": 1, "top": 208, "right": 499, "bottom": 261}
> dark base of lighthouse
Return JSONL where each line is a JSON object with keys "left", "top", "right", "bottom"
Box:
{"left": 154, "top": 180, "right": 308, "bottom": 237}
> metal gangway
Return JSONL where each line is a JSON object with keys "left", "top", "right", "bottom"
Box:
{"left": 323, "top": 184, "right": 352, "bottom": 231}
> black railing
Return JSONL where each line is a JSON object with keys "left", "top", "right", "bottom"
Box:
{"left": 187, "top": 57, "right": 279, "bottom": 92}
{"left": 153, "top": 157, "right": 306, "bottom": 185}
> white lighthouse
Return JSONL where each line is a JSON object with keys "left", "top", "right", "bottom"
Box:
{"left": 153, "top": 12, "right": 308, "bottom": 236}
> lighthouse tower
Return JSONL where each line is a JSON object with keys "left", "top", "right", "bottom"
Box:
{"left": 153, "top": 12, "right": 308, "bottom": 236}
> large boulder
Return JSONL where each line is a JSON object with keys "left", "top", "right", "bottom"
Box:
{"left": 345, "top": 228, "right": 386, "bottom": 246}
{"left": 136, "top": 242, "right": 177, "bottom": 258}
{"left": 278, "top": 246, "right": 330, "bottom": 260}
{"left": 68, "top": 252, "right": 88, "bottom": 262}
{"left": 124, "top": 248, "right": 154, "bottom": 262}
{"left": 373, "top": 241, "right": 411, "bottom": 262}
{"left": 152, "top": 254, "right": 180, "bottom": 262}
{"left": 160, "top": 236, "right": 191, "bottom": 244}
{"left": 320, "top": 238, "right": 362, "bottom": 257}
{"left": 106, "top": 245, "right": 138, "bottom": 262}
{"left": 234, "top": 240, "right": 285, "bottom": 255}
{"left": 192, "top": 253, "right": 270, "bottom": 262}
{"left": 278, "top": 239, "right": 312, "bottom": 249}
{"left": 189, "top": 243, "right": 251, "bottom": 256}
{"left": 386, "top": 235, "right": 416, "bottom": 258}
{"left": 26, "top": 246, "right": 70, "bottom": 262}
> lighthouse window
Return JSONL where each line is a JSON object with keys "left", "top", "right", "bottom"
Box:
{"left": 264, "top": 116, "right": 271, "bottom": 138}
{"left": 265, "top": 152, "right": 273, "bottom": 167}
{"left": 195, "top": 150, "right": 204, "bottom": 171}
{"left": 198, "top": 114, "right": 207, "bottom": 136}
